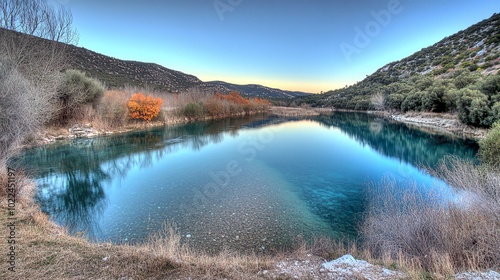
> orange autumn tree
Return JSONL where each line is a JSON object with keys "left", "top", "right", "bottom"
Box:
{"left": 127, "top": 92, "right": 163, "bottom": 121}
{"left": 214, "top": 91, "right": 251, "bottom": 105}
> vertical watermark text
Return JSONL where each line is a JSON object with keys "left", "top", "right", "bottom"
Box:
{"left": 6, "top": 168, "right": 17, "bottom": 273}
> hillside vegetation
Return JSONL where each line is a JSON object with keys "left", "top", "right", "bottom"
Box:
{"left": 0, "top": 27, "right": 309, "bottom": 99}
{"left": 296, "top": 13, "right": 500, "bottom": 127}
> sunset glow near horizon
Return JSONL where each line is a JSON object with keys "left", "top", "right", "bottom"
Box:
{"left": 57, "top": 0, "right": 499, "bottom": 93}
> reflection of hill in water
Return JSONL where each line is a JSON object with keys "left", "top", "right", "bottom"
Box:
{"left": 313, "top": 112, "right": 478, "bottom": 169}
{"left": 12, "top": 115, "right": 274, "bottom": 238}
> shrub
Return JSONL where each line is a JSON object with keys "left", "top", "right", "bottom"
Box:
{"left": 98, "top": 90, "right": 129, "bottom": 128}
{"left": 214, "top": 91, "right": 250, "bottom": 106}
{"left": 480, "top": 74, "right": 500, "bottom": 98}
{"left": 370, "top": 92, "right": 385, "bottom": 110}
{"left": 491, "top": 102, "right": 500, "bottom": 123}
{"left": 456, "top": 88, "right": 490, "bottom": 126}
{"left": 251, "top": 97, "right": 272, "bottom": 110}
{"left": 469, "top": 96, "right": 491, "bottom": 126}
{"left": 443, "top": 88, "right": 459, "bottom": 112}
{"left": 56, "top": 69, "right": 105, "bottom": 124}
{"left": 385, "top": 93, "right": 405, "bottom": 110}
{"left": 127, "top": 92, "right": 163, "bottom": 121}
{"left": 203, "top": 98, "right": 227, "bottom": 117}
{"left": 401, "top": 90, "right": 423, "bottom": 112}
{"left": 183, "top": 103, "right": 204, "bottom": 119}
{"left": 453, "top": 70, "right": 481, "bottom": 89}
{"left": 479, "top": 121, "right": 500, "bottom": 168}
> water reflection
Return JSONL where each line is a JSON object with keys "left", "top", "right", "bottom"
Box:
{"left": 13, "top": 113, "right": 478, "bottom": 248}
{"left": 315, "top": 112, "right": 478, "bottom": 168}
{"left": 14, "top": 116, "right": 275, "bottom": 238}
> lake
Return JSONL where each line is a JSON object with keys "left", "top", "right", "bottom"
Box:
{"left": 14, "top": 112, "right": 479, "bottom": 253}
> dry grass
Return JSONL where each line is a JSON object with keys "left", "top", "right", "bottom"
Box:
{"left": 363, "top": 157, "right": 500, "bottom": 277}
{"left": 95, "top": 90, "right": 131, "bottom": 128}
{"left": 270, "top": 106, "right": 333, "bottom": 117}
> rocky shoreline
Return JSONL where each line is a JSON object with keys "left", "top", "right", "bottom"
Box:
{"left": 379, "top": 112, "right": 489, "bottom": 140}
{"left": 25, "top": 108, "right": 487, "bottom": 150}
{"left": 261, "top": 254, "right": 500, "bottom": 280}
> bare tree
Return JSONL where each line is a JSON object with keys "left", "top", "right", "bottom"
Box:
{"left": 0, "top": 0, "right": 78, "bottom": 44}
{"left": 0, "top": 0, "right": 77, "bottom": 76}
{"left": 0, "top": 0, "right": 78, "bottom": 167}
{"left": 370, "top": 91, "right": 385, "bottom": 111}
{"left": 0, "top": 57, "right": 57, "bottom": 168}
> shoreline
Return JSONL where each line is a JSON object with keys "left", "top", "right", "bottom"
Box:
{"left": 271, "top": 106, "right": 488, "bottom": 140}
{"left": 368, "top": 111, "right": 488, "bottom": 140}
{"left": 22, "top": 107, "right": 489, "bottom": 154}
{"left": 19, "top": 110, "right": 269, "bottom": 150}
{"left": 22, "top": 107, "right": 487, "bottom": 151}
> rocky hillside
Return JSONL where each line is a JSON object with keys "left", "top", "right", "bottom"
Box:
{"left": 0, "top": 27, "right": 310, "bottom": 98}
{"left": 366, "top": 12, "right": 500, "bottom": 84}
{"left": 66, "top": 45, "right": 201, "bottom": 91}
{"left": 297, "top": 12, "right": 500, "bottom": 114}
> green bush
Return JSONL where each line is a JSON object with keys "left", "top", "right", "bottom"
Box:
{"left": 183, "top": 103, "right": 204, "bottom": 118}
{"left": 443, "top": 88, "right": 459, "bottom": 112}
{"left": 456, "top": 88, "right": 490, "bottom": 126}
{"left": 479, "top": 121, "right": 500, "bottom": 168}
{"left": 453, "top": 70, "right": 481, "bottom": 89}
{"left": 56, "top": 70, "right": 105, "bottom": 124}
{"left": 469, "top": 97, "right": 490, "bottom": 126}
{"left": 401, "top": 90, "right": 423, "bottom": 112}
{"left": 480, "top": 74, "right": 500, "bottom": 98}
{"left": 491, "top": 102, "right": 500, "bottom": 123}
{"left": 385, "top": 93, "right": 405, "bottom": 110}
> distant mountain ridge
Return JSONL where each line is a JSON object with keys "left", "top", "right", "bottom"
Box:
{"left": 0, "top": 27, "right": 311, "bottom": 99}
{"left": 198, "top": 81, "right": 309, "bottom": 99}
{"left": 66, "top": 42, "right": 312, "bottom": 98}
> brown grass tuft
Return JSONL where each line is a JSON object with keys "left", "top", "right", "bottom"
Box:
{"left": 363, "top": 157, "right": 500, "bottom": 276}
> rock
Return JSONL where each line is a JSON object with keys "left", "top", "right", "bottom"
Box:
{"left": 68, "top": 124, "right": 100, "bottom": 138}
{"left": 321, "top": 254, "right": 404, "bottom": 280}
{"left": 455, "top": 270, "right": 500, "bottom": 280}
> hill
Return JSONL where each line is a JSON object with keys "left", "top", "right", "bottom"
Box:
{"left": 198, "top": 81, "right": 309, "bottom": 99}
{"left": 66, "top": 45, "right": 202, "bottom": 91}
{"left": 65, "top": 41, "right": 311, "bottom": 98}
{"left": 0, "top": 27, "right": 310, "bottom": 99}
{"left": 296, "top": 12, "right": 500, "bottom": 127}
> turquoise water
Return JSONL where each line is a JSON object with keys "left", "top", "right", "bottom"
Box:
{"left": 14, "top": 113, "right": 478, "bottom": 252}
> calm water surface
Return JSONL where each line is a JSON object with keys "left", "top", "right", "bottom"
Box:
{"left": 14, "top": 113, "right": 478, "bottom": 252}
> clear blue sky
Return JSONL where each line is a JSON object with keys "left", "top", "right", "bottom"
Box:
{"left": 52, "top": 0, "right": 499, "bottom": 93}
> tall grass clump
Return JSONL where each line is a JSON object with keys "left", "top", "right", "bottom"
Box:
{"left": 97, "top": 90, "right": 130, "bottom": 128}
{"left": 363, "top": 157, "right": 500, "bottom": 275}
